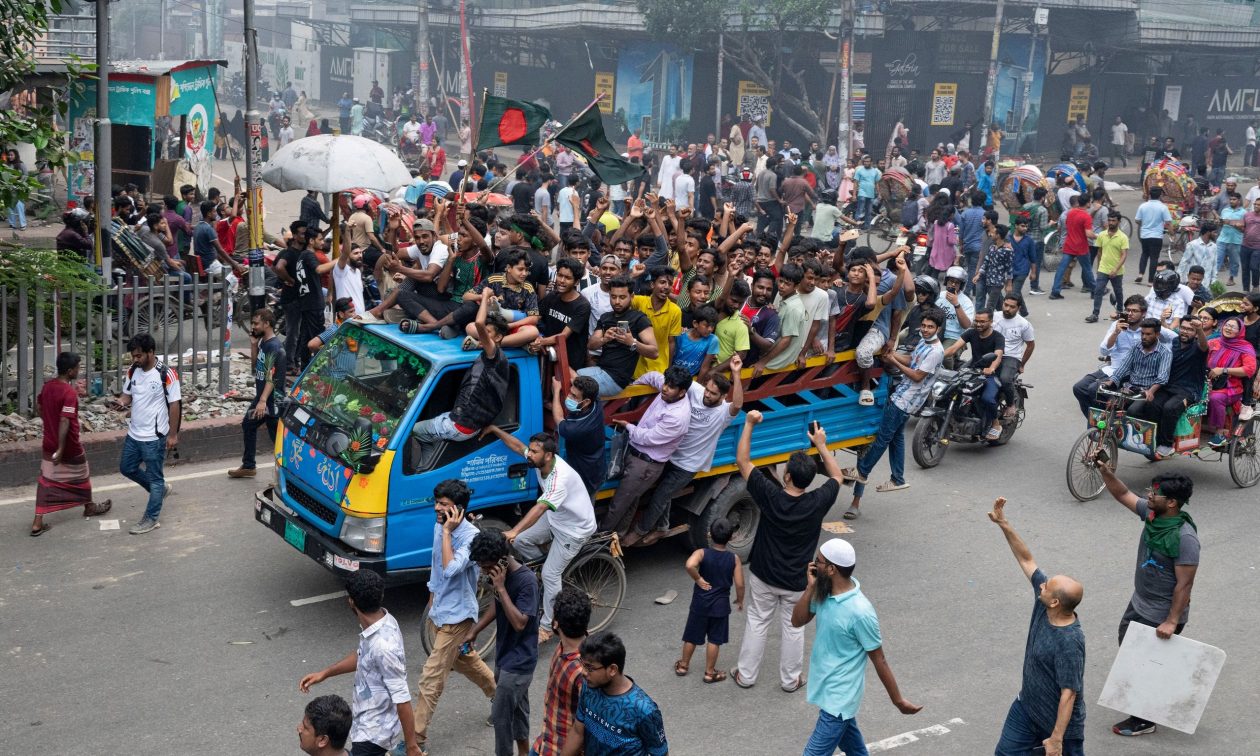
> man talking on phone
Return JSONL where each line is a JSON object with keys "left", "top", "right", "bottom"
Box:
{"left": 412, "top": 479, "right": 497, "bottom": 753}
{"left": 988, "top": 497, "right": 1087, "bottom": 756}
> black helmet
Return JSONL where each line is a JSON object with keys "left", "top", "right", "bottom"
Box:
{"left": 1153, "top": 269, "right": 1180, "bottom": 298}
{"left": 913, "top": 275, "right": 940, "bottom": 300}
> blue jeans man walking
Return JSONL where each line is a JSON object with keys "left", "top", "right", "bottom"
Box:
{"left": 116, "top": 334, "right": 181, "bottom": 535}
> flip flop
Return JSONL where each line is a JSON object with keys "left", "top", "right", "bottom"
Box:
{"left": 674, "top": 660, "right": 689, "bottom": 677}
{"left": 842, "top": 506, "right": 860, "bottom": 520}
{"left": 730, "top": 667, "right": 754, "bottom": 689}
{"left": 704, "top": 670, "right": 727, "bottom": 684}
{"left": 461, "top": 336, "right": 479, "bottom": 351}
{"left": 30, "top": 523, "right": 51, "bottom": 537}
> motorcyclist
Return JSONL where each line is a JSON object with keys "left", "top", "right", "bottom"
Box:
{"left": 941, "top": 308, "right": 1004, "bottom": 439}
{"left": 401, "top": 114, "right": 423, "bottom": 157}
{"left": 899, "top": 275, "right": 940, "bottom": 351}
{"left": 934, "top": 265, "right": 974, "bottom": 368}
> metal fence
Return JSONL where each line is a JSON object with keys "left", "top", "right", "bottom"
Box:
{"left": 2, "top": 273, "right": 233, "bottom": 416}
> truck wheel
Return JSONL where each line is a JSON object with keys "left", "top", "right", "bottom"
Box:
{"left": 695, "top": 479, "right": 760, "bottom": 560}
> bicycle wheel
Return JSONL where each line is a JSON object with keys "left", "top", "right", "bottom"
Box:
{"left": 863, "top": 215, "right": 897, "bottom": 253}
{"left": 420, "top": 581, "right": 497, "bottom": 659}
{"left": 1228, "top": 425, "right": 1260, "bottom": 488}
{"left": 1166, "top": 231, "right": 1188, "bottom": 265}
{"left": 563, "top": 550, "right": 626, "bottom": 634}
{"left": 1065, "top": 431, "right": 1116, "bottom": 501}
{"left": 1041, "top": 229, "right": 1063, "bottom": 273}
{"left": 1118, "top": 215, "right": 1133, "bottom": 238}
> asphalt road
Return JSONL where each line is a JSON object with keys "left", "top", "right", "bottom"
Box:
{"left": 2, "top": 186, "right": 1258, "bottom": 756}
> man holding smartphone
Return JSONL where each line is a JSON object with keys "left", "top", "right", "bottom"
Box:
{"left": 412, "top": 479, "right": 497, "bottom": 753}
{"left": 988, "top": 497, "right": 1086, "bottom": 756}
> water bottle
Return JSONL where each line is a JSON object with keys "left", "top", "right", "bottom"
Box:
{"left": 90, "top": 376, "right": 104, "bottom": 397}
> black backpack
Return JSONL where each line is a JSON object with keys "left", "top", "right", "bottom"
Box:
{"left": 900, "top": 198, "right": 920, "bottom": 227}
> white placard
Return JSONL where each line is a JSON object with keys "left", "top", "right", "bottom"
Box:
{"left": 1098, "top": 622, "right": 1224, "bottom": 734}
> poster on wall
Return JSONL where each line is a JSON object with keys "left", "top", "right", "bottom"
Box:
{"left": 931, "top": 83, "right": 957, "bottom": 126}
{"left": 737, "top": 80, "right": 772, "bottom": 128}
{"left": 169, "top": 66, "right": 218, "bottom": 192}
{"left": 322, "top": 46, "right": 355, "bottom": 103}
{"left": 494, "top": 71, "right": 508, "bottom": 98}
{"left": 595, "top": 72, "right": 615, "bottom": 114}
{"left": 852, "top": 85, "right": 866, "bottom": 123}
{"left": 1162, "top": 85, "right": 1182, "bottom": 122}
{"left": 613, "top": 42, "right": 693, "bottom": 144}
{"left": 993, "top": 34, "right": 1048, "bottom": 153}
{"left": 1068, "top": 85, "right": 1091, "bottom": 123}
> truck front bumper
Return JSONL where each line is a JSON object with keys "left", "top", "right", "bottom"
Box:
{"left": 254, "top": 486, "right": 386, "bottom": 580}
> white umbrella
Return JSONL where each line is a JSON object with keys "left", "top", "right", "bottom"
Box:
{"left": 260, "top": 134, "right": 411, "bottom": 193}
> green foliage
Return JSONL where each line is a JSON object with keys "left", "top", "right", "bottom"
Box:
{"left": 0, "top": 247, "right": 106, "bottom": 294}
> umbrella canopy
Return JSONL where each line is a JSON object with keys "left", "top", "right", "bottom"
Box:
{"left": 260, "top": 135, "right": 411, "bottom": 193}
{"left": 460, "top": 191, "right": 513, "bottom": 208}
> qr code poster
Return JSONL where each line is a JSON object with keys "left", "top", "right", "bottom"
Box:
{"left": 738, "top": 80, "right": 772, "bottom": 127}
{"left": 931, "top": 83, "right": 957, "bottom": 126}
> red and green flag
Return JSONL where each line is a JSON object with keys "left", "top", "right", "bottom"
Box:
{"left": 554, "top": 108, "right": 646, "bottom": 186}
{"left": 477, "top": 94, "right": 551, "bottom": 150}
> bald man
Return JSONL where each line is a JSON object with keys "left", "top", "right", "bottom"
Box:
{"left": 989, "top": 497, "right": 1087, "bottom": 756}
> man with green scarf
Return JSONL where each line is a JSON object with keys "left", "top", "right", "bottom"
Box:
{"left": 1097, "top": 465, "right": 1200, "bottom": 739}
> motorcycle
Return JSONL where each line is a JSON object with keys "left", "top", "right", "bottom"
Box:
{"left": 897, "top": 227, "right": 930, "bottom": 273}
{"left": 911, "top": 359, "right": 1031, "bottom": 468}
{"left": 362, "top": 115, "right": 393, "bottom": 145}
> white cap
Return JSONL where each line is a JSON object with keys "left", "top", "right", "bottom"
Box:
{"left": 820, "top": 538, "right": 855, "bottom": 568}
{"left": 457, "top": 159, "right": 468, "bottom": 167}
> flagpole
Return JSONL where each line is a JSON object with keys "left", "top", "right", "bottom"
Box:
{"left": 473, "top": 92, "right": 609, "bottom": 198}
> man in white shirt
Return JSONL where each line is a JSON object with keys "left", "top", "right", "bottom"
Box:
{"left": 278, "top": 116, "right": 295, "bottom": 149}
{"left": 1245, "top": 120, "right": 1257, "bottom": 168}
{"left": 332, "top": 239, "right": 366, "bottom": 314}
{"left": 1110, "top": 115, "right": 1129, "bottom": 168}
{"left": 582, "top": 254, "right": 623, "bottom": 336}
{"left": 557, "top": 174, "right": 580, "bottom": 231}
{"left": 490, "top": 428, "right": 597, "bottom": 641}
{"left": 673, "top": 158, "right": 696, "bottom": 211}
{"left": 115, "top": 332, "right": 182, "bottom": 535}
{"left": 657, "top": 145, "right": 682, "bottom": 202}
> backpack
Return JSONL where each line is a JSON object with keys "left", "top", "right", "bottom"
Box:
{"left": 127, "top": 361, "right": 174, "bottom": 404}
{"left": 900, "top": 199, "right": 921, "bottom": 227}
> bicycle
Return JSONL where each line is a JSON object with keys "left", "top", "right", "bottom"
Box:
{"left": 418, "top": 530, "right": 627, "bottom": 659}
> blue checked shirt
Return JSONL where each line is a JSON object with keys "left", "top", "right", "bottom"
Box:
{"left": 1110, "top": 341, "right": 1172, "bottom": 390}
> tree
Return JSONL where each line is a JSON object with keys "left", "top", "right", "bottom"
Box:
{"left": 637, "top": 0, "right": 833, "bottom": 144}
{"left": 1, "top": 0, "right": 78, "bottom": 212}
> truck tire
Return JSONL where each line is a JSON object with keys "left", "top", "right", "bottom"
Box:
{"left": 693, "top": 478, "right": 759, "bottom": 560}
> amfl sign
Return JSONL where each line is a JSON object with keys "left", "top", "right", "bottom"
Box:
{"left": 1207, "top": 88, "right": 1260, "bottom": 117}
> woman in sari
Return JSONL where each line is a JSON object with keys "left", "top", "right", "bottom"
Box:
{"left": 31, "top": 352, "right": 111, "bottom": 536}
{"left": 1204, "top": 316, "right": 1257, "bottom": 446}
{"left": 823, "top": 145, "right": 843, "bottom": 191}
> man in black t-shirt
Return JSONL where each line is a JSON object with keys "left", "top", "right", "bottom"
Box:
{"left": 696, "top": 160, "right": 719, "bottom": 219}
{"left": 509, "top": 171, "right": 535, "bottom": 214}
{"left": 534, "top": 257, "right": 591, "bottom": 373}
{"left": 731, "top": 412, "right": 844, "bottom": 691}
{"left": 552, "top": 375, "right": 605, "bottom": 497}
{"left": 230, "top": 308, "right": 288, "bottom": 478}
{"left": 274, "top": 221, "right": 326, "bottom": 370}
{"left": 577, "top": 276, "right": 659, "bottom": 397}
{"left": 413, "top": 291, "right": 511, "bottom": 443}
{"left": 943, "top": 308, "right": 1004, "bottom": 439}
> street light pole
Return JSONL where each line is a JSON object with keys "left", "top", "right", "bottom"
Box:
{"left": 837, "top": 0, "right": 855, "bottom": 163}
{"left": 415, "top": 0, "right": 429, "bottom": 115}
{"left": 979, "top": 0, "right": 1006, "bottom": 162}
{"left": 94, "top": 0, "right": 111, "bottom": 278}
{"left": 244, "top": 0, "right": 265, "bottom": 307}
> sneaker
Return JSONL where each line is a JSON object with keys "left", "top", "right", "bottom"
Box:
{"left": 228, "top": 467, "right": 257, "bottom": 478}
{"left": 1208, "top": 434, "right": 1227, "bottom": 448}
{"left": 1048, "top": 293, "right": 1065, "bottom": 300}
{"left": 1112, "top": 716, "right": 1156, "bottom": 736}
{"left": 1134, "top": 276, "right": 1144, "bottom": 284}
{"left": 163, "top": 483, "right": 173, "bottom": 499}
{"left": 1062, "top": 281, "right": 1075, "bottom": 289}
{"left": 487, "top": 297, "right": 502, "bottom": 319}
{"left": 1156, "top": 445, "right": 1175, "bottom": 458}
{"left": 128, "top": 518, "right": 161, "bottom": 535}
{"left": 1028, "top": 288, "right": 1045, "bottom": 295}
{"left": 1085, "top": 314, "right": 1099, "bottom": 323}
{"left": 1082, "top": 287, "right": 1093, "bottom": 294}
{"left": 858, "top": 389, "right": 875, "bottom": 406}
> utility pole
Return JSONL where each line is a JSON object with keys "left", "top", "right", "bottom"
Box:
{"left": 414, "top": 0, "right": 429, "bottom": 115}
{"left": 1018, "top": 8, "right": 1046, "bottom": 155}
{"left": 837, "top": 0, "right": 855, "bottom": 163}
{"left": 244, "top": 0, "right": 266, "bottom": 308}
{"left": 715, "top": 31, "right": 724, "bottom": 138}
{"left": 94, "top": 0, "right": 111, "bottom": 278}
{"left": 979, "top": 0, "right": 1006, "bottom": 162}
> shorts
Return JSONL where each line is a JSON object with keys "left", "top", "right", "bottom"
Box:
{"left": 682, "top": 609, "right": 730, "bottom": 646}
{"left": 349, "top": 742, "right": 388, "bottom": 756}
{"left": 492, "top": 668, "right": 532, "bottom": 750}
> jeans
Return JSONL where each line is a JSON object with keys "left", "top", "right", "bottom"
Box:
{"left": 513, "top": 511, "right": 585, "bottom": 628}
{"left": 976, "top": 284, "right": 1005, "bottom": 312}
{"left": 6, "top": 200, "right": 26, "bottom": 228}
{"left": 1246, "top": 143, "right": 1257, "bottom": 168}
{"left": 241, "top": 403, "right": 279, "bottom": 468}
{"left": 414, "top": 618, "right": 497, "bottom": 744}
{"left": 856, "top": 402, "right": 910, "bottom": 486}
{"left": 412, "top": 411, "right": 478, "bottom": 443}
{"left": 283, "top": 304, "right": 323, "bottom": 371}
{"left": 1029, "top": 240, "right": 1045, "bottom": 289}
{"left": 961, "top": 247, "right": 981, "bottom": 296}
{"left": 980, "top": 374, "right": 1001, "bottom": 429}
{"left": 1242, "top": 245, "right": 1260, "bottom": 291}
{"left": 735, "top": 572, "right": 805, "bottom": 688}
{"left": 576, "top": 366, "right": 624, "bottom": 398}
{"left": 1111, "top": 142, "right": 1128, "bottom": 167}
{"left": 1051, "top": 254, "right": 1095, "bottom": 295}
{"left": 1217, "top": 242, "right": 1240, "bottom": 279}
{"left": 1092, "top": 273, "right": 1124, "bottom": 317}
{"left": 756, "top": 200, "right": 784, "bottom": 236}
{"left": 1209, "top": 165, "right": 1225, "bottom": 188}
{"left": 856, "top": 196, "right": 875, "bottom": 229}
{"left": 1072, "top": 369, "right": 1108, "bottom": 419}
{"left": 119, "top": 434, "right": 168, "bottom": 521}
{"left": 1138, "top": 237, "right": 1163, "bottom": 282}
{"left": 636, "top": 462, "right": 695, "bottom": 535}
{"left": 994, "top": 697, "right": 1085, "bottom": 756}
{"left": 491, "top": 669, "right": 532, "bottom": 756}
{"left": 802, "top": 709, "right": 868, "bottom": 756}
{"left": 599, "top": 450, "right": 665, "bottom": 535}
{"left": 349, "top": 743, "right": 387, "bottom": 756}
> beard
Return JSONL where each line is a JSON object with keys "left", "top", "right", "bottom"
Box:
{"left": 813, "top": 570, "right": 833, "bottom": 605}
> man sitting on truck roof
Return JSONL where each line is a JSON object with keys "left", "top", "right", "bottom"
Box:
{"left": 412, "top": 290, "right": 510, "bottom": 444}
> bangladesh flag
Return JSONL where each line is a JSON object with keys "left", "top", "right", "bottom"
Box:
{"left": 554, "top": 108, "right": 646, "bottom": 186}
{"left": 477, "top": 95, "right": 551, "bottom": 150}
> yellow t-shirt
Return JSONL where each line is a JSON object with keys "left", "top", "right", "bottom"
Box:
{"left": 632, "top": 295, "right": 682, "bottom": 377}
{"left": 1096, "top": 230, "right": 1129, "bottom": 275}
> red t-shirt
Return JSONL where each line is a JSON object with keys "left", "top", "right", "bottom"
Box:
{"left": 38, "top": 379, "right": 83, "bottom": 458}
{"left": 1063, "top": 207, "right": 1092, "bottom": 256}
{"left": 216, "top": 216, "right": 243, "bottom": 252}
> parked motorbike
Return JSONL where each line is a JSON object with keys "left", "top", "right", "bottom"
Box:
{"left": 911, "top": 359, "right": 1031, "bottom": 468}
{"left": 897, "top": 227, "right": 930, "bottom": 273}
{"left": 362, "top": 115, "right": 393, "bottom": 145}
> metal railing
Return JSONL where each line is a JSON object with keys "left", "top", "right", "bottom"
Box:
{"left": 2, "top": 273, "right": 232, "bottom": 416}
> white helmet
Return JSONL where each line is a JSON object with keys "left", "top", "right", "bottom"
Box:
{"left": 1178, "top": 215, "right": 1199, "bottom": 230}
{"left": 945, "top": 266, "right": 967, "bottom": 283}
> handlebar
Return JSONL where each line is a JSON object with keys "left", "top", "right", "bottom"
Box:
{"left": 1096, "top": 386, "right": 1139, "bottom": 401}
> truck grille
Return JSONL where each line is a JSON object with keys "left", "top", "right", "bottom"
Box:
{"left": 285, "top": 481, "right": 339, "bottom": 525}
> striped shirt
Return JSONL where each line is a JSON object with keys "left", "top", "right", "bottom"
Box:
{"left": 1111, "top": 341, "right": 1172, "bottom": 389}
{"left": 531, "top": 645, "right": 586, "bottom": 756}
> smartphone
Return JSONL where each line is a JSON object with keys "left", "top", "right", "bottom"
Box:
{"left": 809, "top": 420, "right": 821, "bottom": 435}
{"left": 1094, "top": 446, "right": 1110, "bottom": 465}
{"left": 617, "top": 320, "right": 629, "bottom": 332}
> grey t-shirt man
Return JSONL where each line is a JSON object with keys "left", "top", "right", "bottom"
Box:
{"left": 754, "top": 168, "right": 779, "bottom": 203}
{"left": 1019, "top": 568, "right": 1087, "bottom": 743}
{"left": 1130, "top": 498, "right": 1201, "bottom": 624}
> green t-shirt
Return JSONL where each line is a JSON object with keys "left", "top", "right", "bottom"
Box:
{"left": 715, "top": 312, "right": 751, "bottom": 362}
{"left": 766, "top": 294, "right": 810, "bottom": 370}
{"left": 449, "top": 255, "right": 482, "bottom": 302}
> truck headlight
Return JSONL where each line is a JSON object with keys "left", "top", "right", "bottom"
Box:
{"left": 340, "top": 516, "right": 386, "bottom": 553}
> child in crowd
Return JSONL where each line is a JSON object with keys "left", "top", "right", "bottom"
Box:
{"left": 672, "top": 305, "right": 720, "bottom": 381}
{"left": 674, "top": 517, "right": 744, "bottom": 684}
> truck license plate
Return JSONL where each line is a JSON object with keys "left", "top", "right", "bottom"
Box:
{"left": 284, "top": 520, "right": 306, "bottom": 552}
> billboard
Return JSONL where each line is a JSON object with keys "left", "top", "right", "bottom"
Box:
{"left": 614, "top": 42, "right": 693, "bottom": 144}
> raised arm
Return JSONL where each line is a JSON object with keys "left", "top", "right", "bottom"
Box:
{"left": 987, "top": 497, "right": 1037, "bottom": 580}
{"left": 736, "top": 410, "right": 761, "bottom": 479}
{"left": 482, "top": 423, "right": 527, "bottom": 456}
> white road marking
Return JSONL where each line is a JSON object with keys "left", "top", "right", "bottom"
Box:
{"left": 865, "top": 718, "right": 966, "bottom": 752}
{"left": 0, "top": 463, "right": 274, "bottom": 507}
{"left": 290, "top": 590, "right": 347, "bottom": 607}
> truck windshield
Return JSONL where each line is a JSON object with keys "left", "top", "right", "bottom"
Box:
{"left": 291, "top": 324, "right": 430, "bottom": 450}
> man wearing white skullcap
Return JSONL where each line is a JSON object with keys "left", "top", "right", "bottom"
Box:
{"left": 791, "top": 538, "right": 922, "bottom": 756}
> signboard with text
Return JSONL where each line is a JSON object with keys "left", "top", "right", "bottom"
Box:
{"left": 1068, "top": 84, "right": 1091, "bottom": 122}
{"left": 737, "top": 80, "right": 772, "bottom": 127}
{"left": 493, "top": 71, "right": 508, "bottom": 98}
{"left": 931, "top": 83, "right": 958, "bottom": 126}
{"left": 595, "top": 72, "right": 615, "bottom": 114}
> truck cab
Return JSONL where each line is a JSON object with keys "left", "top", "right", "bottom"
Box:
{"left": 256, "top": 321, "right": 884, "bottom": 585}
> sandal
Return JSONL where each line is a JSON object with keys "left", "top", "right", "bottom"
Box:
{"left": 840, "top": 467, "right": 868, "bottom": 484}
{"left": 84, "top": 499, "right": 113, "bottom": 517}
{"left": 731, "top": 667, "right": 754, "bottom": 689}
{"left": 875, "top": 481, "right": 910, "bottom": 492}
{"left": 842, "top": 505, "right": 860, "bottom": 520}
{"left": 461, "top": 336, "right": 479, "bottom": 351}
{"left": 537, "top": 628, "right": 554, "bottom": 644}
{"left": 674, "top": 660, "right": 689, "bottom": 677}
{"left": 703, "top": 670, "right": 727, "bottom": 684}
{"left": 30, "top": 523, "right": 51, "bottom": 537}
